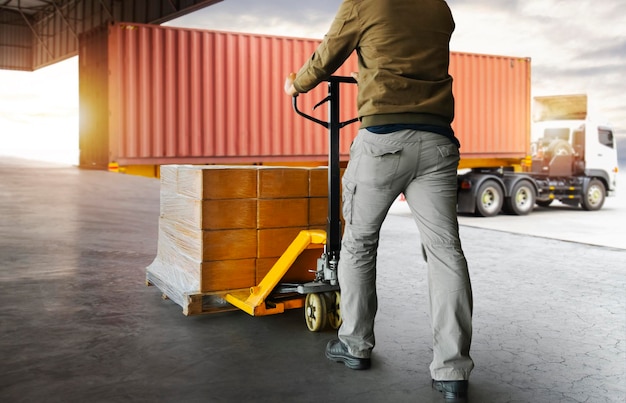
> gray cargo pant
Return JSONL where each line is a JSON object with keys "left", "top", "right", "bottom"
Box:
{"left": 338, "top": 128, "right": 474, "bottom": 381}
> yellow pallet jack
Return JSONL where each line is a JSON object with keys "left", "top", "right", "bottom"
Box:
{"left": 224, "top": 76, "right": 358, "bottom": 331}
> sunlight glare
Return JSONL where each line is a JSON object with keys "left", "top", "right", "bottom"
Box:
{"left": 0, "top": 57, "right": 79, "bottom": 165}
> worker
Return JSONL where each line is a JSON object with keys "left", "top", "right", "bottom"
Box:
{"left": 284, "top": 0, "right": 473, "bottom": 400}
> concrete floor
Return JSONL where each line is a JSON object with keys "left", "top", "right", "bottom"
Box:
{"left": 1, "top": 157, "right": 624, "bottom": 403}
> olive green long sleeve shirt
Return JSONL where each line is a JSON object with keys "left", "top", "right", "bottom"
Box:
{"left": 293, "top": 0, "right": 455, "bottom": 129}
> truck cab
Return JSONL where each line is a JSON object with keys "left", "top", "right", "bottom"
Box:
{"left": 530, "top": 95, "right": 618, "bottom": 208}
{"left": 457, "top": 94, "right": 619, "bottom": 217}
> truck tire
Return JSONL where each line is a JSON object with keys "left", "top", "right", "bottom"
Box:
{"left": 581, "top": 179, "right": 606, "bottom": 211}
{"left": 475, "top": 180, "right": 503, "bottom": 217}
{"left": 504, "top": 181, "right": 536, "bottom": 215}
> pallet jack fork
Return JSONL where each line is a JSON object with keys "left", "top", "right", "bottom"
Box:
{"left": 224, "top": 76, "right": 358, "bottom": 331}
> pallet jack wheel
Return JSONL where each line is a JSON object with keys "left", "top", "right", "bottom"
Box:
{"left": 305, "top": 293, "right": 327, "bottom": 332}
{"left": 326, "top": 291, "right": 342, "bottom": 330}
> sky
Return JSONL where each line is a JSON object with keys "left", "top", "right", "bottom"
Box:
{"left": 0, "top": 58, "right": 79, "bottom": 164}
{"left": 164, "top": 0, "right": 626, "bottom": 133}
{"left": 0, "top": 0, "right": 624, "bottom": 164}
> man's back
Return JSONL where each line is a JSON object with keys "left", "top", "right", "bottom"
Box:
{"left": 291, "top": 0, "right": 456, "bottom": 127}
{"left": 353, "top": 0, "right": 456, "bottom": 126}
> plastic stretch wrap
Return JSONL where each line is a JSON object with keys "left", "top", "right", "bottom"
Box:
{"left": 146, "top": 165, "right": 337, "bottom": 312}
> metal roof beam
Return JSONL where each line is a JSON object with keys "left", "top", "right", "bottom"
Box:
{"left": 50, "top": 0, "right": 77, "bottom": 39}
{"left": 0, "top": 1, "right": 50, "bottom": 15}
{"left": 96, "top": 0, "right": 112, "bottom": 21}
{"left": 16, "top": 5, "right": 54, "bottom": 59}
{"left": 0, "top": 0, "right": 226, "bottom": 70}
{"left": 166, "top": 0, "right": 178, "bottom": 12}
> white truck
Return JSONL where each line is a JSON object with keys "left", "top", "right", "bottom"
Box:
{"left": 457, "top": 94, "right": 619, "bottom": 216}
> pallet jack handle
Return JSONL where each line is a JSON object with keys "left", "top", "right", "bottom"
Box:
{"left": 292, "top": 76, "right": 358, "bottom": 266}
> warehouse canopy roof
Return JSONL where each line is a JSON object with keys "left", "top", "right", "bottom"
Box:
{"left": 0, "top": 0, "right": 223, "bottom": 71}
{"left": 1, "top": 1, "right": 53, "bottom": 16}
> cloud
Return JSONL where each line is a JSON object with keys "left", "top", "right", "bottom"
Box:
{"left": 166, "top": 0, "right": 625, "bottom": 135}
{"left": 167, "top": 0, "right": 337, "bottom": 38}
{"left": 447, "top": 0, "right": 626, "bottom": 134}
{"left": 581, "top": 38, "right": 626, "bottom": 62}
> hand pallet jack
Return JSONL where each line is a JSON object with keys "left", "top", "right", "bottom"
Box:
{"left": 223, "top": 76, "right": 358, "bottom": 331}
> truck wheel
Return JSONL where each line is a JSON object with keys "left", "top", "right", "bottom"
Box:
{"left": 503, "top": 181, "right": 535, "bottom": 215}
{"left": 475, "top": 180, "right": 503, "bottom": 217}
{"left": 581, "top": 179, "right": 605, "bottom": 211}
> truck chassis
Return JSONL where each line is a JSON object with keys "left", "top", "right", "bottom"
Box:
{"left": 457, "top": 164, "right": 609, "bottom": 217}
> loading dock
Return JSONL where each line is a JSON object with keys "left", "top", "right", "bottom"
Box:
{"left": 1, "top": 157, "right": 623, "bottom": 402}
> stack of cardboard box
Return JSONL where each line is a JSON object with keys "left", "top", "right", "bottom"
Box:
{"left": 146, "top": 165, "right": 335, "bottom": 314}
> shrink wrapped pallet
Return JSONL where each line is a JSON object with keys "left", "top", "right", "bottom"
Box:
{"left": 147, "top": 165, "right": 339, "bottom": 314}
{"left": 147, "top": 165, "right": 259, "bottom": 310}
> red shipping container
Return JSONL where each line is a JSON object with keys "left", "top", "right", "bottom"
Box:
{"left": 78, "top": 22, "right": 530, "bottom": 169}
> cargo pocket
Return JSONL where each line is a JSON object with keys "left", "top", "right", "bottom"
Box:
{"left": 436, "top": 143, "right": 460, "bottom": 171}
{"left": 357, "top": 140, "right": 403, "bottom": 189}
{"left": 342, "top": 179, "right": 356, "bottom": 225}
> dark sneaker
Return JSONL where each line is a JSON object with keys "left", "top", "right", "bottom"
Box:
{"left": 325, "top": 339, "right": 371, "bottom": 370}
{"left": 432, "top": 379, "right": 468, "bottom": 400}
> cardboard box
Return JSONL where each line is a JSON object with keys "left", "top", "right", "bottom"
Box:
{"left": 176, "top": 165, "right": 258, "bottom": 200}
{"left": 200, "top": 199, "right": 257, "bottom": 230}
{"left": 309, "top": 197, "right": 328, "bottom": 226}
{"left": 257, "top": 198, "right": 309, "bottom": 229}
{"left": 255, "top": 248, "right": 322, "bottom": 284}
{"left": 258, "top": 167, "right": 310, "bottom": 198}
{"left": 309, "top": 166, "right": 329, "bottom": 197}
{"left": 201, "top": 259, "right": 256, "bottom": 292}
{"left": 257, "top": 227, "right": 305, "bottom": 258}
{"left": 159, "top": 219, "right": 257, "bottom": 261}
{"left": 308, "top": 166, "right": 346, "bottom": 197}
{"left": 161, "top": 196, "right": 256, "bottom": 230}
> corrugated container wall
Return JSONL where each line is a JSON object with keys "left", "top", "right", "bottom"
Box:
{"left": 106, "top": 22, "right": 359, "bottom": 165}
{"left": 78, "top": 22, "right": 530, "bottom": 168}
{"left": 450, "top": 52, "right": 531, "bottom": 163}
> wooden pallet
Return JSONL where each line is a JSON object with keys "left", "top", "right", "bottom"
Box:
{"left": 146, "top": 271, "right": 241, "bottom": 316}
